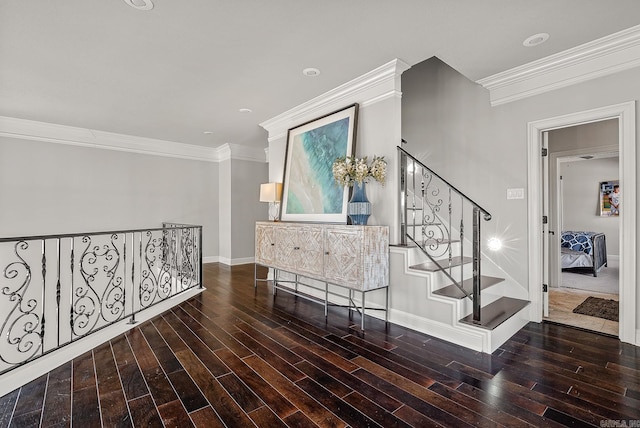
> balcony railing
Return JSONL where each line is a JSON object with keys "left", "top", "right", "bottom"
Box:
{"left": 0, "top": 223, "right": 202, "bottom": 376}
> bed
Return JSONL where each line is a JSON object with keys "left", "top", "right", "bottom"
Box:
{"left": 560, "top": 231, "right": 607, "bottom": 277}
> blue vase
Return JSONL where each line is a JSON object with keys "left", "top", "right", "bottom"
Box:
{"left": 348, "top": 182, "right": 371, "bottom": 225}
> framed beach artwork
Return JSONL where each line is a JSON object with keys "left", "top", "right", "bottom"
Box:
{"left": 280, "top": 104, "right": 359, "bottom": 223}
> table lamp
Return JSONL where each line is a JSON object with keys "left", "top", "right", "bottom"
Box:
{"left": 260, "top": 182, "right": 283, "bottom": 221}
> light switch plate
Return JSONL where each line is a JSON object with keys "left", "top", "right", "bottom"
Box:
{"left": 507, "top": 188, "right": 524, "bottom": 200}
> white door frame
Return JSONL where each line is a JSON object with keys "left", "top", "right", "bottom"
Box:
{"left": 527, "top": 101, "right": 636, "bottom": 345}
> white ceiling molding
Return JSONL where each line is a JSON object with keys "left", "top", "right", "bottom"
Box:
{"left": 260, "top": 58, "right": 410, "bottom": 141}
{"left": 478, "top": 25, "right": 640, "bottom": 106}
{"left": 0, "top": 116, "right": 264, "bottom": 163}
{"left": 216, "top": 143, "right": 268, "bottom": 163}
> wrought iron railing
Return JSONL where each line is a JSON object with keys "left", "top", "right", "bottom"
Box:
{"left": 0, "top": 223, "right": 202, "bottom": 375}
{"left": 398, "top": 145, "right": 491, "bottom": 323}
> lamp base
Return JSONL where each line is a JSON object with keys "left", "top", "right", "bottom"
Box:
{"left": 268, "top": 202, "right": 280, "bottom": 221}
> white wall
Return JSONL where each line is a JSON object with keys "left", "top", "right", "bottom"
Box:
{"left": 560, "top": 157, "right": 620, "bottom": 256}
{"left": 0, "top": 135, "right": 219, "bottom": 257}
{"left": 401, "top": 56, "right": 640, "bottom": 332}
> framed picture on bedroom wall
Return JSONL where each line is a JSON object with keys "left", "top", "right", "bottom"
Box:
{"left": 599, "top": 180, "right": 620, "bottom": 216}
{"left": 280, "top": 103, "right": 359, "bottom": 223}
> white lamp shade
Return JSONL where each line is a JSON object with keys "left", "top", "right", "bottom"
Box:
{"left": 260, "top": 182, "right": 282, "bottom": 202}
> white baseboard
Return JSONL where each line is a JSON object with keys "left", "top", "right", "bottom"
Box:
{"left": 388, "top": 309, "right": 485, "bottom": 352}
{"left": 0, "top": 287, "right": 204, "bottom": 398}
{"left": 218, "top": 257, "right": 255, "bottom": 266}
{"left": 203, "top": 256, "right": 219, "bottom": 263}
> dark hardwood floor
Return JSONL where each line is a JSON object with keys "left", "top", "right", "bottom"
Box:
{"left": 1, "top": 263, "right": 639, "bottom": 427}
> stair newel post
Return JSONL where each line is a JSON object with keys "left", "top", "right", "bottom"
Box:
{"left": 398, "top": 147, "right": 408, "bottom": 246}
{"left": 472, "top": 206, "right": 481, "bottom": 323}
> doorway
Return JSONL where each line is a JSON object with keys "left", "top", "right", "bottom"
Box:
{"left": 545, "top": 139, "right": 620, "bottom": 335}
{"left": 527, "top": 101, "right": 636, "bottom": 345}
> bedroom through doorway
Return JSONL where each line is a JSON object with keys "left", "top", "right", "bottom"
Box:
{"left": 544, "top": 120, "right": 620, "bottom": 336}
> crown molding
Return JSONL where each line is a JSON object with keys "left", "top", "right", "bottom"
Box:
{"left": 260, "top": 58, "right": 410, "bottom": 140}
{"left": 477, "top": 25, "right": 640, "bottom": 106}
{"left": 216, "top": 143, "right": 267, "bottom": 162}
{"left": 0, "top": 116, "right": 266, "bottom": 163}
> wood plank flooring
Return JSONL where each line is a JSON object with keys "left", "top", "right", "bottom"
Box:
{"left": 1, "top": 263, "right": 639, "bottom": 427}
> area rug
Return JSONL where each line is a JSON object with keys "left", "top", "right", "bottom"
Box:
{"left": 572, "top": 296, "right": 618, "bottom": 321}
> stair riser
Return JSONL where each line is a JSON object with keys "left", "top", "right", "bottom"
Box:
{"left": 428, "top": 268, "right": 476, "bottom": 291}
{"left": 408, "top": 242, "right": 463, "bottom": 265}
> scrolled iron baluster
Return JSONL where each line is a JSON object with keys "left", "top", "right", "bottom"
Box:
{"left": 100, "top": 234, "right": 125, "bottom": 322}
{"left": 73, "top": 234, "right": 124, "bottom": 336}
{"left": 141, "top": 230, "right": 173, "bottom": 308}
{"left": 141, "top": 231, "right": 159, "bottom": 307}
{"left": 179, "top": 227, "right": 195, "bottom": 290}
{"left": 419, "top": 171, "right": 450, "bottom": 258}
{"left": 0, "top": 241, "right": 43, "bottom": 365}
{"left": 73, "top": 236, "right": 101, "bottom": 337}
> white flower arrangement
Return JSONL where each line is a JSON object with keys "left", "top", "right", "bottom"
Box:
{"left": 332, "top": 155, "right": 387, "bottom": 187}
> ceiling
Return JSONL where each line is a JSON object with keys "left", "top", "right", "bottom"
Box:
{"left": 2, "top": 1, "right": 640, "bottom": 150}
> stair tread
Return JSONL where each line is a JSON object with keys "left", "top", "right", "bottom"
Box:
{"left": 433, "top": 276, "right": 505, "bottom": 299}
{"left": 459, "top": 297, "right": 530, "bottom": 330}
{"left": 409, "top": 256, "right": 472, "bottom": 272}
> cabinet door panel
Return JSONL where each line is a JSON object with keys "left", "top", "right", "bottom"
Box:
{"left": 255, "top": 224, "right": 275, "bottom": 265}
{"left": 275, "top": 227, "right": 298, "bottom": 271}
{"left": 296, "top": 227, "right": 324, "bottom": 276}
{"left": 324, "top": 228, "right": 362, "bottom": 287}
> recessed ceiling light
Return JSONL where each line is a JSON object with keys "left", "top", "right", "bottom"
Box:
{"left": 302, "top": 68, "right": 321, "bottom": 77}
{"left": 203, "top": 131, "right": 213, "bottom": 135}
{"left": 123, "top": 0, "right": 154, "bottom": 11}
{"left": 523, "top": 33, "right": 549, "bottom": 47}
{"left": 239, "top": 108, "right": 253, "bottom": 113}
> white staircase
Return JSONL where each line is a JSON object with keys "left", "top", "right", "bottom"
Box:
{"left": 394, "top": 145, "right": 530, "bottom": 353}
{"left": 389, "top": 243, "right": 530, "bottom": 353}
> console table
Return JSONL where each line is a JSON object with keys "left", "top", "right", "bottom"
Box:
{"left": 254, "top": 221, "right": 389, "bottom": 329}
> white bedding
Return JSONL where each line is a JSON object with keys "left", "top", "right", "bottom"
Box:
{"left": 561, "top": 247, "right": 593, "bottom": 269}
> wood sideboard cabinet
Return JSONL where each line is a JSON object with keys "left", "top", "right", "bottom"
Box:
{"left": 254, "top": 221, "right": 389, "bottom": 329}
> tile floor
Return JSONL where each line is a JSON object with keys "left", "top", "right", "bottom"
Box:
{"left": 546, "top": 287, "right": 619, "bottom": 335}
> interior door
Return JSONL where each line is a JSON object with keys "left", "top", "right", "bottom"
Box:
{"left": 542, "top": 132, "right": 550, "bottom": 317}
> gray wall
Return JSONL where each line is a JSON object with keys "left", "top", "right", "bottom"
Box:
{"left": 230, "top": 159, "right": 268, "bottom": 259}
{"left": 401, "top": 56, "right": 640, "bottom": 328}
{"left": 560, "top": 157, "right": 620, "bottom": 256}
{"left": 402, "top": 57, "right": 530, "bottom": 286}
{"left": 218, "top": 158, "right": 232, "bottom": 261}
{"left": 549, "top": 118, "right": 618, "bottom": 152}
{"left": 219, "top": 158, "right": 268, "bottom": 262}
{"left": 0, "top": 136, "right": 219, "bottom": 258}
